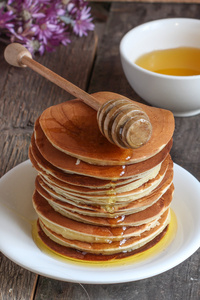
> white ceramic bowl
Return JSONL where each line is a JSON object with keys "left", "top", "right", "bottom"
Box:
{"left": 120, "top": 18, "right": 200, "bottom": 117}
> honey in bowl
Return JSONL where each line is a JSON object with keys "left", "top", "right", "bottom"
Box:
{"left": 135, "top": 47, "right": 200, "bottom": 76}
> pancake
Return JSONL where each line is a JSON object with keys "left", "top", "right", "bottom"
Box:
{"left": 35, "top": 156, "right": 172, "bottom": 207}
{"left": 33, "top": 184, "right": 173, "bottom": 227}
{"left": 29, "top": 92, "right": 175, "bottom": 261}
{"left": 36, "top": 220, "right": 169, "bottom": 261}
{"left": 35, "top": 174, "right": 173, "bottom": 217}
{"left": 29, "top": 141, "right": 160, "bottom": 188}
{"left": 39, "top": 92, "right": 174, "bottom": 165}
{"left": 33, "top": 191, "right": 172, "bottom": 243}
{"left": 38, "top": 209, "right": 170, "bottom": 255}
{"left": 36, "top": 161, "right": 162, "bottom": 195}
{"left": 33, "top": 119, "right": 173, "bottom": 180}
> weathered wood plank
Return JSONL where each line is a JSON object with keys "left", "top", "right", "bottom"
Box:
{"left": 0, "top": 253, "right": 37, "bottom": 300}
{"left": 0, "top": 30, "right": 97, "bottom": 300}
{"left": 34, "top": 277, "right": 92, "bottom": 300}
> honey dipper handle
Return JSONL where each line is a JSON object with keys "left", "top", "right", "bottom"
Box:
{"left": 4, "top": 43, "right": 153, "bottom": 149}
{"left": 4, "top": 43, "right": 100, "bottom": 110}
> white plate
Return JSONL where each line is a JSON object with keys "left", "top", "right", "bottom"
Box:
{"left": 0, "top": 160, "right": 200, "bottom": 284}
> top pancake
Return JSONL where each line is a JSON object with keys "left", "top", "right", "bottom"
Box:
{"left": 39, "top": 91, "right": 175, "bottom": 166}
{"left": 33, "top": 121, "right": 172, "bottom": 179}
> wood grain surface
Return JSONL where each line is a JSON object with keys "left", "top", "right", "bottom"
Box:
{"left": 1, "top": 2, "right": 200, "bottom": 300}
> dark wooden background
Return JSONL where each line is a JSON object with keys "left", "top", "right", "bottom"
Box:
{"left": 1, "top": 3, "right": 200, "bottom": 299}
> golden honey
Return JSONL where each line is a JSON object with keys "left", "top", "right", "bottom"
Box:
{"left": 135, "top": 47, "right": 200, "bottom": 76}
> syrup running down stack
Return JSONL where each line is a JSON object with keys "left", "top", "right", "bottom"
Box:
{"left": 29, "top": 92, "right": 175, "bottom": 261}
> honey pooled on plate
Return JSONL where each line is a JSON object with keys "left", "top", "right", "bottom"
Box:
{"left": 29, "top": 91, "right": 175, "bottom": 262}
{"left": 135, "top": 47, "right": 200, "bottom": 76}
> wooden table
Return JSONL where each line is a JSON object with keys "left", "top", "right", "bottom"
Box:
{"left": 1, "top": 2, "right": 200, "bottom": 299}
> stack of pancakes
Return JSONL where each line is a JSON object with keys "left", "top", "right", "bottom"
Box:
{"left": 29, "top": 92, "right": 175, "bottom": 261}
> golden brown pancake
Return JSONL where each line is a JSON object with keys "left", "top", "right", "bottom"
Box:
{"left": 39, "top": 92, "right": 174, "bottom": 165}
{"left": 38, "top": 209, "right": 170, "bottom": 255}
{"left": 35, "top": 176, "right": 173, "bottom": 218}
{"left": 33, "top": 190, "right": 172, "bottom": 242}
{"left": 29, "top": 141, "right": 159, "bottom": 188}
{"left": 33, "top": 185, "right": 173, "bottom": 227}
{"left": 35, "top": 156, "right": 172, "bottom": 208}
{"left": 33, "top": 119, "right": 173, "bottom": 180}
{"left": 36, "top": 220, "right": 169, "bottom": 261}
{"left": 35, "top": 155, "right": 170, "bottom": 199}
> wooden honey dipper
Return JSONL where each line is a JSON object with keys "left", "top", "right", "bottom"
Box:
{"left": 4, "top": 43, "right": 152, "bottom": 149}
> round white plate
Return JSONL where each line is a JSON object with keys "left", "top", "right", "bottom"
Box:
{"left": 0, "top": 160, "right": 200, "bottom": 284}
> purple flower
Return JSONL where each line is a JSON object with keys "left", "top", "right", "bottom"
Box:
{"left": 32, "top": 20, "right": 70, "bottom": 54}
{"left": 0, "top": 0, "right": 94, "bottom": 55}
{"left": 0, "top": 7, "right": 15, "bottom": 30}
{"left": 67, "top": 1, "right": 94, "bottom": 37}
{"left": 72, "top": 6, "right": 94, "bottom": 37}
{"left": 19, "top": 0, "right": 46, "bottom": 21}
